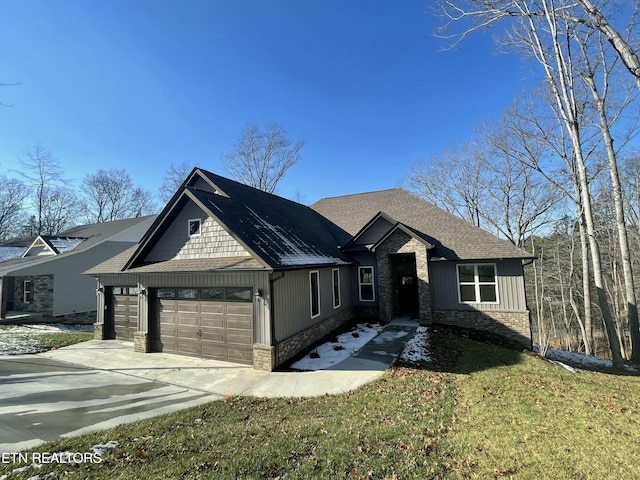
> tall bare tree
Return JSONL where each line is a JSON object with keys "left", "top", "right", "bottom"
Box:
{"left": 436, "top": 0, "right": 631, "bottom": 366}
{"left": 80, "top": 168, "right": 156, "bottom": 223}
{"left": 222, "top": 122, "right": 306, "bottom": 194}
{"left": 575, "top": 26, "right": 640, "bottom": 362}
{"left": 18, "top": 144, "right": 72, "bottom": 236}
{"left": 159, "top": 161, "right": 192, "bottom": 202}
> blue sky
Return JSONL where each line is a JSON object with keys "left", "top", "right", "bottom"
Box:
{"left": 0, "top": 0, "right": 534, "bottom": 206}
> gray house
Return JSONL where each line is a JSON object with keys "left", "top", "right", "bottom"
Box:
{"left": 87, "top": 168, "right": 533, "bottom": 371}
{"left": 0, "top": 216, "right": 156, "bottom": 322}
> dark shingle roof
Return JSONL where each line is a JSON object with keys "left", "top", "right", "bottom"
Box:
{"left": 125, "top": 170, "right": 353, "bottom": 272}
{"left": 188, "top": 172, "right": 353, "bottom": 269}
{"left": 311, "top": 188, "right": 532, "bottom": 261}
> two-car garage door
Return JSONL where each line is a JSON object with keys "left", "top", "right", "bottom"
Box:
{"left": 155, "top": 287, "right": 254, "bottom": 365}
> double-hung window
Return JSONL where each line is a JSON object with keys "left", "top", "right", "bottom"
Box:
{"left": 457, "top": 263, "right": 498, "bottom": 303}
{"left": 358, "top": 266, "right": 375, "bottom": 301}
{"left": 310, "top": 271, "right": 320, "bottom": 318}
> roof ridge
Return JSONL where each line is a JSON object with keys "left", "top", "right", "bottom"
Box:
{"left": 315, "top": 187, "right": 403, "bottom": 202}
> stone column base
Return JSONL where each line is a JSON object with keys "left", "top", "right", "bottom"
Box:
{"left": 93, "top": 323, "right": 104, "bottom": 340}
{"left": 253, "top": 344, "right": 275, "bottom": 371}
{"left": 133, "top": 332, "right": 149, "bottom": 353}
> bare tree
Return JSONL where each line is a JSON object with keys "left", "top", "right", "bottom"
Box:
{"left": 436, "top": 0, "right": 628, "bottom": 366}
{"left": 576, "top": 27, "right": 640, "bottom": 362}
{"left": 159, "top": 161, "right": 192, "bottom": 202}
{"left": 406, "top": 141, "right": 487, "bottom": 228}
{"left": 80, "top": 168, "right": 156, "bottom": 223}
{"left": 40, "top": 187, "right": 81, "bottom": 235}
{"left": 18, "top": 143, "right": 65, "bottom": 235}
{"left": 222, "top": 122, "right": 306, "bottom": 194}
{"left": 406, "top": 130, "right": 559, "bottom": 247}
{"left": 0, "top": 175, "right": 28, "bottom": 239}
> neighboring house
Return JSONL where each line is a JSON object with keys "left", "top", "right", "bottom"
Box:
{"left": 87, "top": 168, "right": 534, "bottom": 371}
{"left": 0, "top": 216, "right": 157, "bottom": 322}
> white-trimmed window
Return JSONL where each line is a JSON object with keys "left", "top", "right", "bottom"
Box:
{"left": 23, "top": 280, "right": 32, "bottom": 304}
{"left": 332, "top": 268, "right": 341, "bottom": 309}
{"left": 310, "top": 270, "right": 320, "bottom": 318}
{"left": 457, "top": 263, "right": 498, "bottom": 304}
{"left": 358, "top": 266, "right": 375, "bottom": 301}
{"left": 188, "top": 218, "right": 202, "bottom": 237}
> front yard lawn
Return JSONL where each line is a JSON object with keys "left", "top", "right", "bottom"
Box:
{"left": 2, "top": 327, "right": 640, "bottom": 479}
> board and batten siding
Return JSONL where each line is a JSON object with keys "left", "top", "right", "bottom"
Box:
{"left": 145, "top": 202, "right": 250, "bottom": 262}
{"left": 352, "top": 216, "right": 394, "bottom": 246}
{"left": 429, "top": 259, "right": 528, "bottom": 311}
{"left": 273, "top": 266, "right": 352, "bottom": 341}
{"left": 96, "top": 271, "right": 271, "bottom": 345}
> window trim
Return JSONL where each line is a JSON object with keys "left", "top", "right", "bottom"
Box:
{"left": 310, "top": 270, "right": 320, "bottom": 319}
{"left": 332, "top": 268, "right": 341, "bottom": 309}
{"left": 23, "top": 280, "right": 32, "bottom": 304}
{"left": 358, "top": 266, "right": 375, "bottom": 302}
{"left": 456, "top": 263, "right": 499, "bottom": 304}
{"left": 188, "top": 218, "right": 202, "bottom": 237}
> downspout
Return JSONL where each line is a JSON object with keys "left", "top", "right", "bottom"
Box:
{"left": 269, "top": 271, "right": 286, "bottom": 368}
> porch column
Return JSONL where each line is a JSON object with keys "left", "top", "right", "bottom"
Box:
{"left": 94, "top": 280, "right": 106, "bottom": 340}
{"left": 134, "top": 280, "right": 150, "bottom": 353}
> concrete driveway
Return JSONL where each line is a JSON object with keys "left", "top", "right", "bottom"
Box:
{"left": 0, "top": 319, "right": 417, "bottom": 453}
{"left": 0, "top": 354, "right": 222, "bottom": 453}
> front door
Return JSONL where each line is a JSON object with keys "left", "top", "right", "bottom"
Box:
{"left": 397, "top": 274, "right": 419, "bottom": 317}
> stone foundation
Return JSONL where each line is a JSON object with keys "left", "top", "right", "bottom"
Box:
{"left": 133, "top": 332, "right": 149, "bottom": 353}
{"left": 433, "top": 309, "right": 532, "bottom": 348}
{"left": 93, "top": 322, "right": 104, "bottom": 340}
{"left": 253, "top": 344, "right": 276, "bottom": 371}
{"left": 275, "top": 306, "right": 355, "bottom": 369}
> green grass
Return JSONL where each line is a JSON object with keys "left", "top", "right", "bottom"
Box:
{"left": 31, "top": 331, "right": 94, "bottom": 350}
{"left": 2, "top": 328, "right": 640, "bottom": 479}
{"left": 14, "top": 331, "right": 94, "bottom": 352}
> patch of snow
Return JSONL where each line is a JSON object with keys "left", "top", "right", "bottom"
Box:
{"left": 291, "top": 323, "right": 384, "bottom": 371}
{"left": 372, "top": 329, "right": 411, "bottom": 344}
{"left": 0, "top": 323, "right": 93, "bottom": 355}
{"left": 49, "top": 237, "right": 85, "bottom": 253}
{"left": 279, "top": 253, "right": 349, "bottom": 266}
{"left": 0, "top": 246, "right": 26, "bottom": 261}
{"left": 399, "top": 326, "right": 432, "bottom": 364}
{"left": 91, "top": 440, "right": 119, "bottom": 456}
{"left": 541, "top": 347, "right": 640, "bottom": 373}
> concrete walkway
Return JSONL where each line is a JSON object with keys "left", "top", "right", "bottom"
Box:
{"left": 35, "top": 318, "right": 419, "bottom": 397}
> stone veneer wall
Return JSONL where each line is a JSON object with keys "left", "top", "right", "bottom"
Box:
{"left": 253, "top": 306, "right": 355, "bottom": 371}
{"left": 376, "top": 230, "right": 431, "bottom": 323}
{"left": 433, "top": 309, "right": 532, "bottom": 349}
{"left": 13, "top": 275, "right": 54, "bottom": 315}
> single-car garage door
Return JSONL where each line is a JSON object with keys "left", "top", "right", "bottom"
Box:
{"left": 112, "top": 287, "right": 138, "bottom": 341}
{"left": 155, "top": 287, "right": 253, "bottom": 364}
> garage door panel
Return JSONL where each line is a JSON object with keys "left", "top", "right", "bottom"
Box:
{"left": 227, "top": 304, "right": 252, "bottom": 316}
{"left": 227, "top": 317, "right": 252, "bottom": 330}
{"left": 227, "top": 331, "right": 252, "bottom": 346}
{"left": 176, "top": 315, "right": 199, "bottom": 326}
{"left": 201, "top": 303, "right": 225, "bottom": 314}
{"left": 201, "top": 317, "right": 225, "bottom": 328}
{"left": 201, "top": 328, "right": 225, "bottom": 342}
{"left": 176, "top": 302, "right": 198, "bottom": 313}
